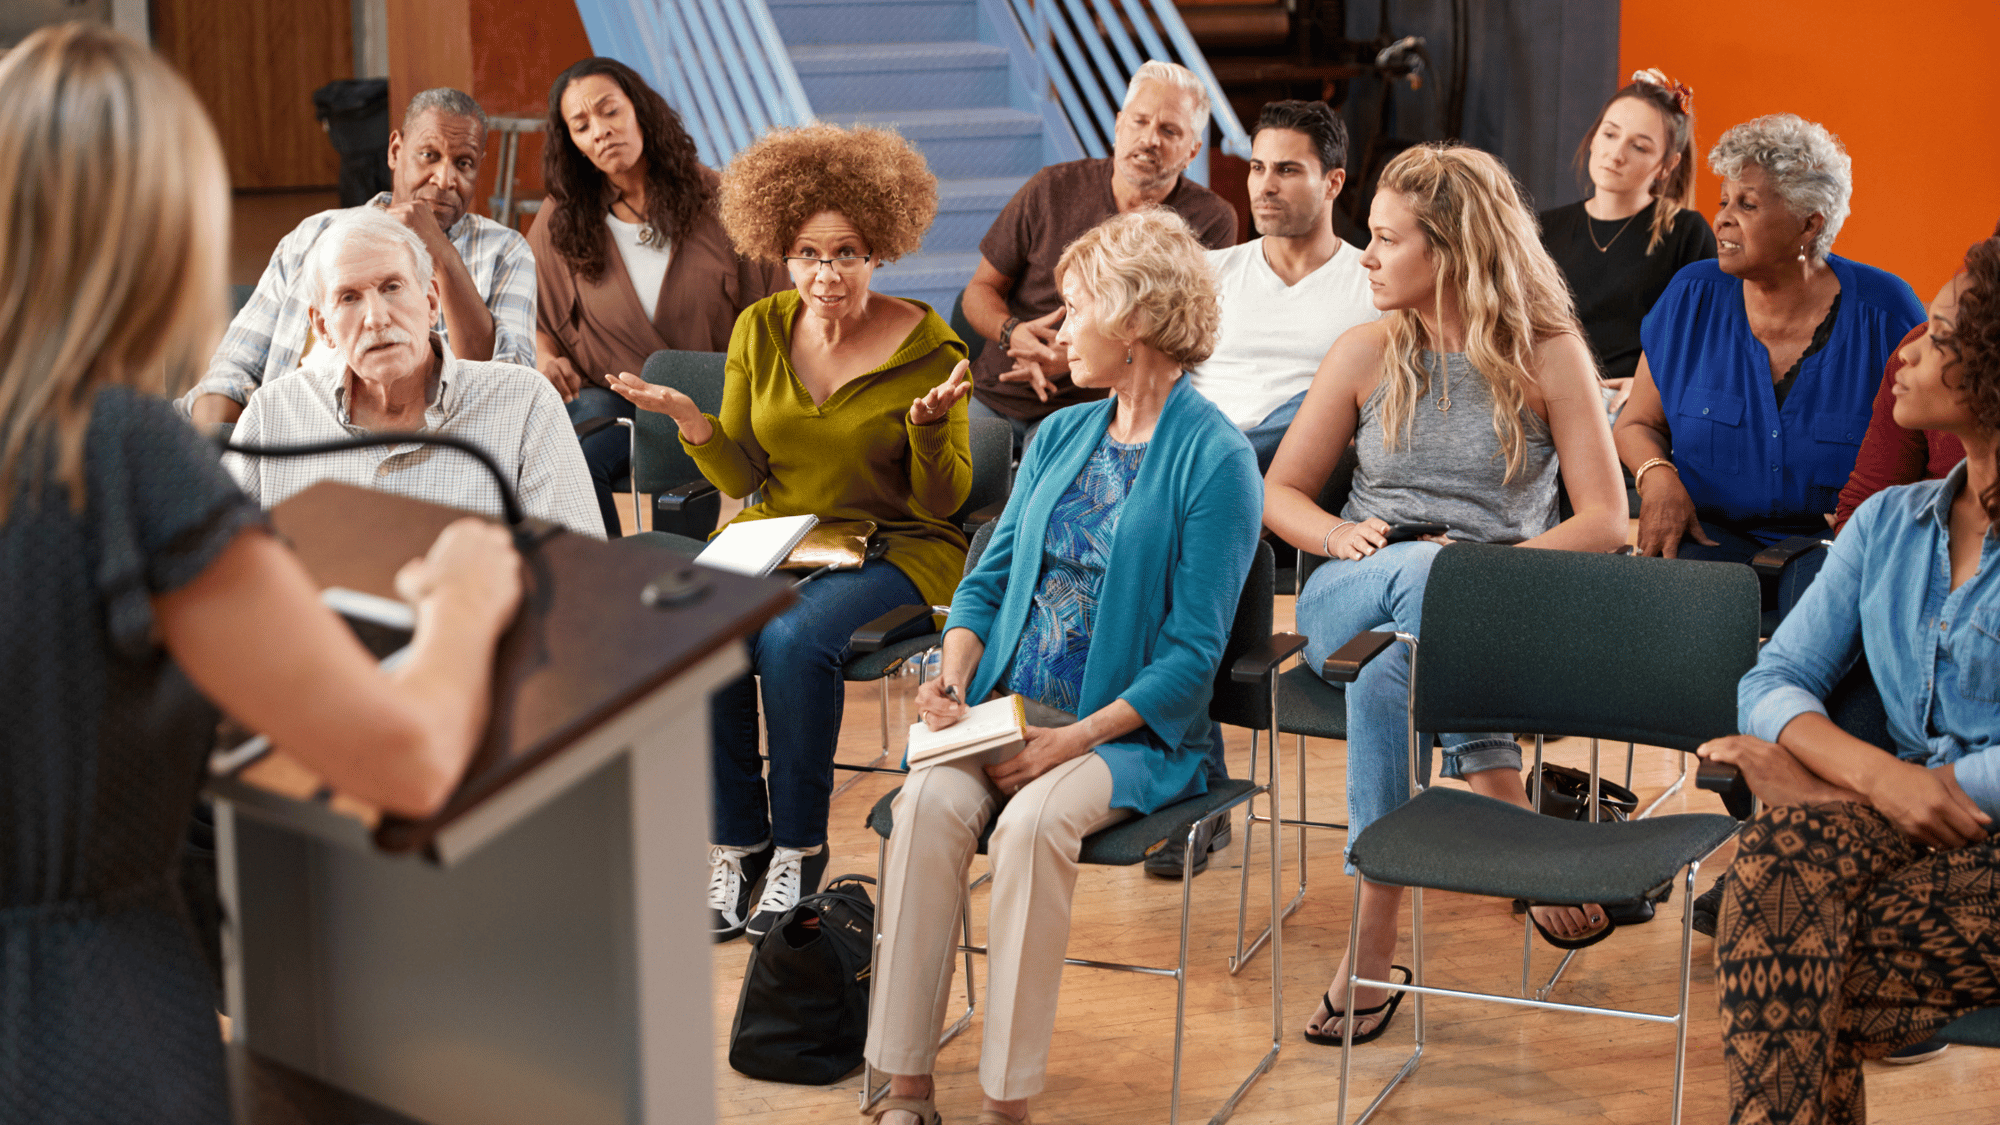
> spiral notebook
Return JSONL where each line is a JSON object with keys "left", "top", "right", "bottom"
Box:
{"left": 693, "top": 514, "right": 818, "bottom": 577}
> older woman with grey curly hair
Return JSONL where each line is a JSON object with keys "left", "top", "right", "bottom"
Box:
{"left": 863, "top": 208, "right": 1261, "bottom": 1125}
{"left": 1614, "top": 113, "right": 1925, "bottom": 569}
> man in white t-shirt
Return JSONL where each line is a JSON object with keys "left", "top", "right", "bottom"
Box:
{"left": 1190, "top": 100, "right": 1379, "bottom": 472}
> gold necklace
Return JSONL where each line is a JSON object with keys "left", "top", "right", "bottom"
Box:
{"left": 1433, "top": 353, "right": 1450, "bottom": 412}
{"left": 1586, "top": 205, "right": 1642, "bottom": 253}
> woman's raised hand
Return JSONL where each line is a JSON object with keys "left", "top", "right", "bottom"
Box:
{"left": 607, "top": 371, "right": 714, "bottom": 445}
{"left": 913, "top": 673, "right": 970, "bottom": 731}
{"left": 909, "top": 359, "right": 973, "bottom": 426}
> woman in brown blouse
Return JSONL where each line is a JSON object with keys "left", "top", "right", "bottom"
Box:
{"left": 530, "top": 57, "right": 784, "bottom": 536}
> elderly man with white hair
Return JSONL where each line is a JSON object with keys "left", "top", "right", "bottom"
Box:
{"left": 224, "top": 208, "right": 601, "bottom": 538}
{"left": 959, "top": 60, "right": 1237, "bottom": 456}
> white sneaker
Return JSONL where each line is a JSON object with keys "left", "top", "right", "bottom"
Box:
{"left": 745, "top": 844, "right": 828, "bottom": 944}
{"left": 708, "top": 839, "right": 771, "bottom": 943}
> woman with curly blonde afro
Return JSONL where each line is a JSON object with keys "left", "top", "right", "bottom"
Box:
{"left": 611, "top": 124, "right": 974, "bottom": 943}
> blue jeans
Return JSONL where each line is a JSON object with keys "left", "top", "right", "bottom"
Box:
{"left": 969, "top": 395, "right": 1043, "bottom": 461}
{"left": 1675, "top": 517, "right": 1830, "bottom": 623}
{"left": 1295, "top": 542, "right": 1520, "bottom": 859}
{"left": 566, "top": 386, "right": 634, "bottom": 538}
{"left": 711, "top": 559, "right": 923, "bottom": 850}
{"left": 1241, "top": 387, "right": 1310, "bottom": 475}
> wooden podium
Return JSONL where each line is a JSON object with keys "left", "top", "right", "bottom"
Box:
{"left": 208, "top": 483, "right": 792, "bottom": 1125}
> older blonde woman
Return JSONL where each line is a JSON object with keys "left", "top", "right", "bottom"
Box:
{"left": 1615, "top": 114, "right": 1925, "bottom": 563}
{"left": 1263, "top": 144, "right": 1626, "bottom": 1041}
{"left": 609, "top": 123, "right": 973, "bottom": 943}
{"left": 0, "top": 26, "right": 518, "bottom": 1123}
{"left": 864, "top": 209, "right": 1261, "bottom": 1125}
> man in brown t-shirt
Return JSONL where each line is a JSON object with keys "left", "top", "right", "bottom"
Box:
{"left": 960, "top": 60, "right": 1238, "bottom": 451}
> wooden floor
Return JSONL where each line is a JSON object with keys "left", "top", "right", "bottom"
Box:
{"left": 708, "top": 593, "right": 2000, "bottom": 1124}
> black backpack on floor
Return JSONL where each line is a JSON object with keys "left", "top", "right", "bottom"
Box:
{"left": 728, "top": 874, "right": 876, "bottom": 1085}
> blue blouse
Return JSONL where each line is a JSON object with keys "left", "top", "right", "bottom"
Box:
{"left": 1641, "top": 255, "right": 1923, "bottom": 543}
{"left": 1006, "top": 433, "right": 1147, "bottom": 714}
{"left": 1740, "top": 463, "right": 2000, "bottom": 817}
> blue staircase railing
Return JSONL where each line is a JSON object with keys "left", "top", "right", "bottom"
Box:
{"left": 572, "top": 0, "right": 815, "bottom": 169}
{"left": 1002, "top": 0, "right": 1252, "bottom": 163}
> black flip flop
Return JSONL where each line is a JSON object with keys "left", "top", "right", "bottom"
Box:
{"left": 1528, "top": 904, "right": 1616, "bottom": 950}
{"left": 1303, "top": 965, "right": 1413, "bottom": 1046}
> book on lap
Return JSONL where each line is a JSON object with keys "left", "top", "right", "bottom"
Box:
{"left": 694, "top": 514, "right": 818, "bottom": 577}
{"left": 906, "top": 694, "right": 1075, "bottom": 771}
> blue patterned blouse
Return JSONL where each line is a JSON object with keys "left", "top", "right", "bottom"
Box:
{"left": 1005, "top": 432, "right": 1147, "bottom": 714}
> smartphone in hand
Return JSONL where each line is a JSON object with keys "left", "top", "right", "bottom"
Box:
{"left": 1383, "top": 522, "right": 1451, "bottom": 543}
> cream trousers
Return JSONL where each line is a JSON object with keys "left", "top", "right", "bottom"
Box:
{"left": 864, "top": 751, "right": 1127, "bottom": 1100}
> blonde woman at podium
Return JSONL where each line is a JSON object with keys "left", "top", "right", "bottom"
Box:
{"left": 608, "top": 124, "right": 973, "bottom": 944}
{"left": 0, "top": 26, "right": 522, "bottom": 1124}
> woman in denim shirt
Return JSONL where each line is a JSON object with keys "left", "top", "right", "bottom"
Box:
{"left": 1699, "top": 231, "right": 2000, "bottom": 1125}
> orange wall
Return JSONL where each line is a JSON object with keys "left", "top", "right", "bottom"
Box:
{"left": 1621, "top": 0, "right": 2000, "bottom": 301}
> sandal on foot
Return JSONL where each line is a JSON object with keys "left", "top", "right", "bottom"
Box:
{"left": 866, "top": 1094, "right": 942, "bottom": 1125}
{"left": 1303, "top": 965, "right": 1412, "bottom": 1046}
{"left": 1528, "top": 904, "right": 1615, "bottom": 950}
{"left": 975, "top": 1111, "right": 1028, "bottom": 1125}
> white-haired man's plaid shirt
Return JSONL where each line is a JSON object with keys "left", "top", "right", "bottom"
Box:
{"left": 223, "top": 335, "right": 603, "bottom": 540}
{"left": 181, "top": 192, "right": 536, "bottom": 412}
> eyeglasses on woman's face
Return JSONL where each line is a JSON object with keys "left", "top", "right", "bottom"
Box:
{"left": 783, "top": 253, "right": 873, "bottom": 274}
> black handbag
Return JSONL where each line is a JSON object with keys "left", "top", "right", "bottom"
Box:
{"left": 727, "top": 874, "right": 876, "bottom": 1085}
{"left": 1518, "top": 764, "right": 1669, "bottom": 922}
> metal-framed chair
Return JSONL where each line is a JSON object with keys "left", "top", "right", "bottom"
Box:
{"left": 1322, "top": 543, "right": 1758, "bottom": 1125}
{"left": 858, "top": 541, "right": 1295, "bottom": 1125}
{"left": 574, "top": 348, "right": 728, "bottom": 539}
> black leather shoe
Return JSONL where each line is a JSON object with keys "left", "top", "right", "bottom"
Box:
{"left": 1144, "top": 816, "right": 1231, "bottom": 878}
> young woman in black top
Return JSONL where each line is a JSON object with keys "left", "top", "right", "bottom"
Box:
{"left": 1539, "top": 69, "right": 1718, "bottom": 415}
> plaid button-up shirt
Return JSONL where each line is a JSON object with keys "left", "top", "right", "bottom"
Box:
{"left": 182, "top": 193, "right": 537, "bottom": 411}
{"left": 223, "top": 335, "right": 602, "bottom": 540}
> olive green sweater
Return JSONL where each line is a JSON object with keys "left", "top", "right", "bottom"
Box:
{"left": 685, "top": 290, "right": 971, "bottom": 607}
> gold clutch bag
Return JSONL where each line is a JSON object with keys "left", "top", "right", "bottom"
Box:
{"left": 779, "top": 519, "right": 877, "bottom": 572}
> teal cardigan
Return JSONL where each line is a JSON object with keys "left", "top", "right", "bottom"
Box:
{"left": 946, "top": 376, "right": 1263, "bottom": 814}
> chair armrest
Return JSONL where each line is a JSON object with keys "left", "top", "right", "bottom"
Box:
{"left": 573, "top": 416, "right": 620, "bottom": 440}
{"left": 1750, "top": 535, "right": 1830, "bottom": 577}
{"left": 1321, "top": 630, "right": 1398, "bottom": 684}
{"left": 1695, "top": 759, "right": 1758, "bottom": 820}
{"left": 657, "top": 478, "right": 719, "bottom": 512}
{"left": 1230, "top": 631, "right": 1308, "bottom": 683}
{"left": 962, "top": 501, "right": 1006, "bottom": 529}
{"left": 851, "top": 603, "right": 936, "bottom": 653}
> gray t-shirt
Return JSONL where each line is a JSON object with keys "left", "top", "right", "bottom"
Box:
{"left": 1342, "top": 351, "right": 1559, "bottom": 543}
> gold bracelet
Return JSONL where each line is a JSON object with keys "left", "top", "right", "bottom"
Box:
{"left": 1633, "top": 458, "right": 1678, "bottom": 492}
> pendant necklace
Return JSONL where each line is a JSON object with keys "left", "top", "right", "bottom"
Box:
{"left": 1586, "top": 205, "right": 1642, "bottom": 253}
{"left": 613, "top": 194, "right": 664, "bottom": 249}
{"left": 1433, "top": 353, "right": 1451, "bottom": 412}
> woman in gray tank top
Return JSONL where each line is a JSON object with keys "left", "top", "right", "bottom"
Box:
{"left": 1263, "top": 145, "right": 1629, "bottom": 1046}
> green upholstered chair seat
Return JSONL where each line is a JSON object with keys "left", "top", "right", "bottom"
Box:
{"left": 1275, "top": 664, "right": 1347, "bottom": 740}
{"left": 620, "top": 530, "right": 706, "bottom": 555}
{"left": 1937, "top": 1007, "right": 2000, "bottom": 1049}
{"left": 867, "top": 779, "right": 1257, "bottom": 868}
{"left": 1348, "top": 787, "right": 1738, "bottom": 906}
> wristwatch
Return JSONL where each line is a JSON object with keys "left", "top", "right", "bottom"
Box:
{"left": 999, "top": 315, "right": 1021, "bottom": 347}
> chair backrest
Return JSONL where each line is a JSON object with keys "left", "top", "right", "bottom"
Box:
{"left": 1411, "top": 543, "right": 1760, "bottom": 752}
{"left": 954, "top": 416, "right": 1013, "bottom": 524}
{"left": 948, "top": 290, "right": 985, "bottom": 364}
{"left": 964, "top": 517, "right": 1000, "bottom": 573}
{"left": 632, "top": 350, "right": 727, "bottom": 493}
{"left": 1209, "top": 539, "right": 1276, "bottom": 730}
